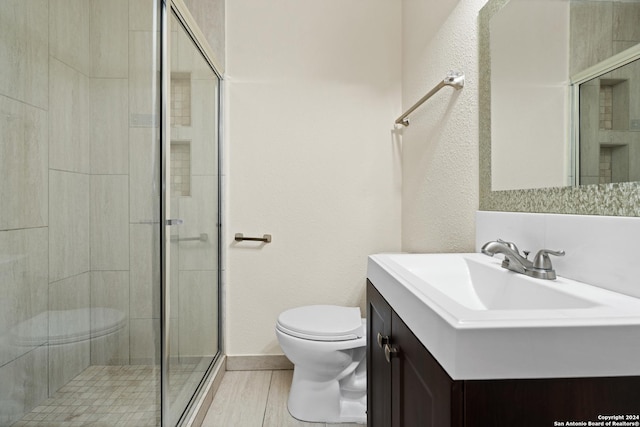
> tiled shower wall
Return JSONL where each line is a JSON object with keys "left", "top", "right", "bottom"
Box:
{"left": 0, "top": 1, "right": 161, "bottom": 424}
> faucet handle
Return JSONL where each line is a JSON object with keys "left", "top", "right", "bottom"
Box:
{"left": 497, "top": 238, "right": 520, "bottom": 254}
{"left": 533, "top": 249, "right": 565, "bottom": 270}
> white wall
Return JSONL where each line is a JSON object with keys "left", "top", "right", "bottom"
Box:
{"left": 226, "top": 0, "right": 402, "bottom": 355}
{"left": 401, "top": 0, "right": 486, "bottom": 253}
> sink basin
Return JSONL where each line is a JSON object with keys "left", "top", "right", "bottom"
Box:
{"left": 367, "top": 253, "right": 640, "bottom": 380}
{"left": 399, "top": 254, "right": 597, "bottom": 310}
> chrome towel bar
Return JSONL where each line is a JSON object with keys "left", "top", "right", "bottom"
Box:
{"left": 171, "top": 233, "right": 209, "bottom": 242}
{"left": 234, "top": 233, "right": 272, "bottom": 243}
{"left": 395, "top": 70, "right": 465, "bottom": 127}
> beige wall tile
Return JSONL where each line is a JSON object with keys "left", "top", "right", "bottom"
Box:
{"left": 613, "top": 2, "right": 640, "bottom": 43}
{"left": 626, "top": 59, "right": 640, "bottom": 128}
{"left": 130, "top": 223, "right": 160, "bottom": 319}
{"left": 0, "top": 346, "right": 48, "bottom": 426}
{"left": 0, "top": 228, "right": 48, "bottom": 367}
{"left": 129, "top": 318, "right": 160, "bottom": 364}
{"left": 0, "top": 95, "right": 48, "bottom": 231}
{"left": 90, "top": 79, "right": 129, "bottom": 174}
{"left": 49, "top": 272, "right": 90, "bottom": 317}
{"left": 178, "top": 270, "right": 218, "bottom": 358}
{"left": 49, "top": 58, "right": 90, "bottom": 174}
{"left": 613, "top": 41, "right": 639, "bottom": 55}
{"left": 48, "top": 340, "right": 90, "bottom": 396}
{"left": 169, "top": 317, "right": 179, "bottom": 360}
{"left": 49, "top": 0, "right": 90, "bottom": 75}
{"left": 129, "top": 0, "right": 157, "bottom": 32}
{"left": 48, "top": 272, "right": 90, "bottom": 394}
{"left": 570, "top": 1, "right": 613, "bottom": 75}
{"left": 90, "top": 0, "right": 129, "bottom": 78}
{"left": 90, "top": 175, "right": 130, "bottom": 271}
{"left": 129, "top": 128, "right": 160, "bottom": 223}
{"left": 129, "top": 31, "right": 159, "bottom": 118}
{"left": 90, "top": 271, "right": 130, "bottom": 364}
{"left": 49, "top": 170, "right": 89, "bottom": 282}
{"left": 0, "top": 0, "right": 48, "bottom": 109}
{"left": 190, "top": 78, "right": 219, "bottom": 176}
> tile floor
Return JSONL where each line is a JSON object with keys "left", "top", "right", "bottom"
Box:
{"left": 16, "top": 368, "right": 364, "bottom": 427}
{"left": 201, "top": 370, "right": 364, "bottom": 427}
{"left": 14, "top": 365, "right": 160, "bottom": 427}
{"left": 14, "top": 361, "right": 205, "bottom": 427}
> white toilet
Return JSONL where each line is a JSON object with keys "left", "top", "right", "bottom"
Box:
{"left": 275, "top": 305, "right": 367, "bottom": 424}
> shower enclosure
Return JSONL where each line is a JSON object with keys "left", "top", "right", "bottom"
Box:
{"left": 0, "top": 1, "right": 222, "bottom": 425}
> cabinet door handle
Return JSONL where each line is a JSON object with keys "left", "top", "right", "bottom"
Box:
{"left": 377, "top": 332, "right": 389, "bottom": 348}
{"left": 384, "top": 343, "right": 398, "bottom": 363}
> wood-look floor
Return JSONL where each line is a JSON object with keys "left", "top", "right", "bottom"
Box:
{"left": 201, "top": 370, "right": 363, "bottom": 427}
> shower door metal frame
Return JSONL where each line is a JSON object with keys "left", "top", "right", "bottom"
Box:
{"left": 160, "top": 0, "right": 224, "bottom": 425}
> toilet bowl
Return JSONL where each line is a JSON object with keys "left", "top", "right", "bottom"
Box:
{"left": 275, "top": 305, "right": 367, "bottom": 424}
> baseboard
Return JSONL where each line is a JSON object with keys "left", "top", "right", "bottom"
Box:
{"left": 226, "top": 354, "right": 293, "bottom": 371}
{"left": 184, "top": 355, "right": 226, "bottom": 427}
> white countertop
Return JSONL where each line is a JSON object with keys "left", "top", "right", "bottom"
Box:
{"left": 367, "top": 252, "right": 640, "bottom": 380}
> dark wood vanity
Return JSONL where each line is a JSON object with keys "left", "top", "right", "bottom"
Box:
{"left": 367, "top": 280, "right": 640, "bottom": 427}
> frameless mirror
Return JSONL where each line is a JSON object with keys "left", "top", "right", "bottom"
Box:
{"left": 488, "top": 0, "right": 640, "bottom": 192}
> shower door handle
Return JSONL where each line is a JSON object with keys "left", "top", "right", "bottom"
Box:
{"left": 166, "top": 219, "right": 184, "bottom": 226}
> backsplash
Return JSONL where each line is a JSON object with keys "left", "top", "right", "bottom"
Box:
{"left": 476, "top": 211, "right": 640, "bottom": 299}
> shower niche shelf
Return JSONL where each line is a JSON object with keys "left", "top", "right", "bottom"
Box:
{"left": 171, "top": 140, "right": 191, "bottom": 197}
{"left": 171, "top": 72, "right": 192, "bottom": 127}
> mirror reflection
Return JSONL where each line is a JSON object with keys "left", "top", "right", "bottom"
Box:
{"left": 578, "top": 57, "right": 640, "bottom": 185}
{"left": 489, "top": 0, "right": 640, "bottom": 191}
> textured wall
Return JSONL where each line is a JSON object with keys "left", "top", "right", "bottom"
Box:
{"left": 226, "top": 0, "right": 402, "bottom": 355}
{"left": 400, "top": 0, "right": 487, "bottom": 253}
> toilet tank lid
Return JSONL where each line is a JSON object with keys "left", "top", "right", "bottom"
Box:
{"left": 277, "top": 305, "right": 363, "bottom": 340}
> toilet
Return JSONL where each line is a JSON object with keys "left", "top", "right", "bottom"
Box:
{"left": 275, "top": 305, "right": 367, "bottom": 424}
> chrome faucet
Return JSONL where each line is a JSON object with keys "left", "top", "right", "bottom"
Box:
{"left": 481, "top": 239, "right": 565, "bottom": 280}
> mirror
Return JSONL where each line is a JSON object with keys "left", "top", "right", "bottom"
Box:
{"left": 487, "top": 0, "right": 640, "bottom": 192}
{"left": 478, "top": 0, "right": 640, "bottom": 217}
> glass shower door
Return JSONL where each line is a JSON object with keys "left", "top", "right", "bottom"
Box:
{"left": 1, "top": 1, "right": 163, "bottom": 425}
{"left": 164, "top": 9, "right": 221, "bottom": 426}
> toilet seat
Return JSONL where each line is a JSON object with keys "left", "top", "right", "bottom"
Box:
{"left": 10, "top": 308, "right": 126, "bottom": 346}
{"left": 276, "top": 305, "right": 363, "bottom": 341}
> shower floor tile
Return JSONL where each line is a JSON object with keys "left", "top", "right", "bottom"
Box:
{"left": 14, "top": 365, "right": 160, "bottom": 427}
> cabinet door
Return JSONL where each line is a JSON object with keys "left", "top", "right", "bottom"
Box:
{"left": 464, "top": 376, "right": 640, "bottom": 427}
{"left": 391, "top": 311, "right": 463, "bottom": 427}
{"left": 367, "top": 281, "right": 392, "bottom": 427}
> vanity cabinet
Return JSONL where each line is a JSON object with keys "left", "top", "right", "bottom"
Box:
{"left": 367, "top": 280, "right": 640, "bottom": 427}
{"left": 367, "top": 281, "right": 463, "bottom": 427}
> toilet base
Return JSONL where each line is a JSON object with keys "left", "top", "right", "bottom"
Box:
{"left": 287, "top": 366, "right": 367, "bottom": 424}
